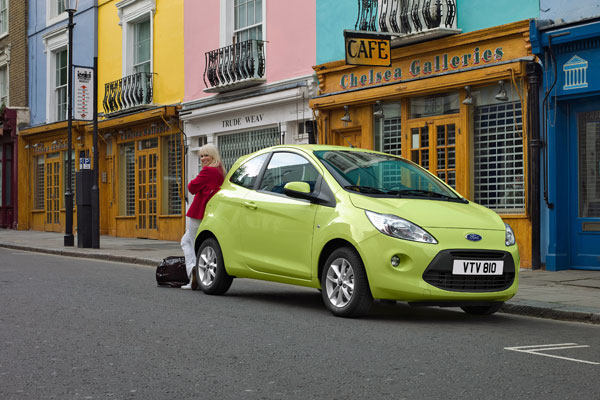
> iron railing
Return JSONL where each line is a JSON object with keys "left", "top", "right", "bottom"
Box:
{"left": 356, "top": 0, "right": 456, "bottom": 35}
{"left": 103, "top": 72, "right": 155, "bottom": 114}
{"left": 204, "top": 39, "right": 266, "bottom": 91}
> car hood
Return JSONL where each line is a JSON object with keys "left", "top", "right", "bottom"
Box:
{"left": 348, "top": 192, "right": 504, "bottom": 230}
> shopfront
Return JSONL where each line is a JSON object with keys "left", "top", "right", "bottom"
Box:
{"left": 531, "top": 18, "right": 600, "bottom": 270}
{"left": 310, "top": 21, "right": 536, "bottom": 267}
{"left": 92, "top": 106, "right": 185, "bottom": 241}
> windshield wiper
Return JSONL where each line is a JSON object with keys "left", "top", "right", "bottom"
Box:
{"left": 390, "top": 189, "right": 458, "bottom": 201}
{"left": 343, "top": 185, "right": 387, "bottom": 194}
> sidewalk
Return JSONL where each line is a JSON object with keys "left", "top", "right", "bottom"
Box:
{"left": 1, "top": 229, "right": 599, "bottom": 324}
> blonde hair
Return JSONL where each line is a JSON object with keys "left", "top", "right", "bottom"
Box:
{"left": 199, "top": 143, "right": 226, "bottom": 174}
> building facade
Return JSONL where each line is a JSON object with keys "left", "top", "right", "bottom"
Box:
{"left": 0, "top": 0, "right": 29, "bottom": 229}
{"left": 531, "top": 1, "right": 600, "bottom": 270}
{"left": 18, "top": 0, "right": 97, "bottom": 233}
{"left": 180, "top": 0, "right": 317, "bottom": 180}
{"left": 311, "top": 1, "right": 540, "bottom": 268}
{"left": 94, "top": 0, "right": 185, "bottom": 241}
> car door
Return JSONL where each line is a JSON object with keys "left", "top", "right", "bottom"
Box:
{"left": 239, "top": 151, "right": 321, "bottom": 280}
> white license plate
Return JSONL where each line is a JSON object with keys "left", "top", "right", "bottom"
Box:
{"left": 452, "top": 260, "right": 504, "bottom": 275}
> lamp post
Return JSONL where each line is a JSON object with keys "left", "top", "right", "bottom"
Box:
{"left": 63, "top": 0, "right": 78, "bottom": 247}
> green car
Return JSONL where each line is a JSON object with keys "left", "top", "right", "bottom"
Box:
{"left": 193, "top": 145, "right": 519, "bottom": 318}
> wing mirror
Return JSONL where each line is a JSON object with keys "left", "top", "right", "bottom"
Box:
{"left": 283, "top": 181, "right": 313, "bottom": 201}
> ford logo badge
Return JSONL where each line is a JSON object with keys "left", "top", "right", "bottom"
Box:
{"left": 466, "top": 233, "right": 482, "bottom": 242}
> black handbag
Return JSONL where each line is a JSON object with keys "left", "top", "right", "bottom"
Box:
{"left": 156, "top": 256, "right": 189, "bottom": 288}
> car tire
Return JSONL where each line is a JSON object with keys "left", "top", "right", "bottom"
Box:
{"left": 321, "top": 247, "right": 372, "bottom": 318}
{"left": 195, "top": 237, "right": 233, "bottom": 295}
{"left": 460, "top": 302, "right": 503, "bottom": 316}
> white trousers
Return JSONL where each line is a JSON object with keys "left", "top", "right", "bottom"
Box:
{"left": 180, "top": 217, "right": 201, "bottom": 278}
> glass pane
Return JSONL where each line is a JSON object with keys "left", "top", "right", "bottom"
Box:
{"left": 256, "top": 0, "right": 262, "bottom": 23}
{"left": 578, "top": 111, "right": 600, "bottom": 217}
{"left": 239, "top": 4, "right": 247, "bottom": 29}
{"left": 135, "top": 20, "right": 151, "bottom": 66}
{"left": 260, "top": 152, "right": 320, "bottom": 193}
{"left": 410, "top": 93, "right": 460, "bottom": 118}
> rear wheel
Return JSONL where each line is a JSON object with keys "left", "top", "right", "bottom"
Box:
{"left": 460, "top": 302, "right": 503, "bottom": 315}
{"left": 195, "top": 238, "right": 233, "bottom": 295}
{"left": 321, "top": 247, "right": 372, "bottom": 318}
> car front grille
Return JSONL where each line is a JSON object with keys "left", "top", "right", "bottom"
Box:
{"left": 423, "top": 249, "right": 516, "bottom": 292}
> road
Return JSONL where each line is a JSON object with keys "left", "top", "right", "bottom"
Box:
{"left": 1, "top": 248, "right": 599, "bottom": 399}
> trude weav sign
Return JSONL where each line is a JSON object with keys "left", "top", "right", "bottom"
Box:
{"left": 74, "top": 66, "right": 94, "bottom": 121}
{"left": 344, "top": 30, "right": 391, "bottom": 67}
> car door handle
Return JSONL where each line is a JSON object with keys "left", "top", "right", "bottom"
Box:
{"left": 243, "top": 201, "right": 257, "bottom": 210}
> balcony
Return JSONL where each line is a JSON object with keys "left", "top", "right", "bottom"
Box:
{"left": 354, "top": 0, "right": 460, "bottom": 47}
{"left": 103, "top": 72, "right": 155, "bottom": 115}
{"left": 203, "top": 39, "right": 266, "bottom": 94}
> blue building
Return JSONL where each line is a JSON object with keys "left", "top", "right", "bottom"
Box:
{"left": 19, "top": 1, "right": 97, "bottom": 232}
{"left": 531, "top": 2, "right": 600, "bottom": 270}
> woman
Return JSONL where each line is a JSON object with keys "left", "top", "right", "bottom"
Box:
{"left": 180, "top": 143, "right": 226, "bottom": 289}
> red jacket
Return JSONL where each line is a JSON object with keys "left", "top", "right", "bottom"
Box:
{"left": 186, "top": 166, "right": 225, "bottom": 219}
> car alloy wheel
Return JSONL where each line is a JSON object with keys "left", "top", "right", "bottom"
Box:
{"left": 195, "top": 237, "right": 233, "bottom": 295}
{"left": 325, "top": 258, "right": 355, "bottom": 308}
{"left": 321, "top": 247, "right": 373, "bottom": 318}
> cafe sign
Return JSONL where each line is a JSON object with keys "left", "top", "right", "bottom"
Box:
{"left": 344, "top": 30, "right": 391, "bottom": 67}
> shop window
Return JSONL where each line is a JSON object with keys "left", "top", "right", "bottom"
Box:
{"left": 34, "top": 156, "right": 45, "bottom": 210}
{"left": 374, "top": 102, "right": 402, "bottom": 156}
{"left": 218, "top": 127, "right": 280, "bottom": 172}
{"left": 578, "top": 111, "right": 600, "bottom": 217}
{"left": 118, "top": 142, "right": 136, "bottom": 216}
{"left": 473, "top": 84, "right": 524, "bottom": 214}
{"left": 161, "top": 133, "right": 183, "bottom": 215}
{"left": 410, "top": 93, "right": 460, "bottom": 118}
{"left": 0, "top": 64, "right": 7, "bottom": 106}
{"left": 0, "top": 0, "right": 8, "bottom": 37}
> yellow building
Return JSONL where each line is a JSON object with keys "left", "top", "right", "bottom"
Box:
{"left": 310, "top": 21, "right": 535, "bottom": 267}
{"left": 19, "top": 0, "right": 186, "bottom": 241}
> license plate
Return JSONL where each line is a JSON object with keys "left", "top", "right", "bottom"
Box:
{"left": 452, "top": 260, "right": 504, "bottom": 275}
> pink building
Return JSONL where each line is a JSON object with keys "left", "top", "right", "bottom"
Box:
{"left": 181, "top": 0, "right": 317, "bottom": 173}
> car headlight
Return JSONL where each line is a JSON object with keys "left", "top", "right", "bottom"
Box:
{"left": 505, "top": 223, "right": 516, "bottom": 246}
{"left": 365, "top": 210, "right": 437, "bottom": 244}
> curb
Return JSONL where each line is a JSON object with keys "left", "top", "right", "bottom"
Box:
{"left": 501, "top": 302, "right": 600, "bottom": 325}
{"left": 0, "top": 243, "right": 158, "bottom": 267}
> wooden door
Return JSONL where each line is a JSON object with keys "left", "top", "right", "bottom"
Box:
{"left": 44, "top": 153, "right": 61, "bottom": 232}
{"left": 135, "top": 148, "right": 159, "bottom": 239}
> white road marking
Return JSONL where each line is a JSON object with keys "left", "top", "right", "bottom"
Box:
{"left": 505, "top": 343, "right": 599, "bottom": 365}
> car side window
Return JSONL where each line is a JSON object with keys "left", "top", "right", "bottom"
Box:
{"left": 259, "top": 152, "right": 320, "bottom": 194}
{"left": 230, "top": 153, "right": 269, "bottom": 189}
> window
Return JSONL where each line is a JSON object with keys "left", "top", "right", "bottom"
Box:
{"left": 134, "top": 20, "right": 151, "bottom": 74}
{"left": 34, "top": 156, "right": 45, "bottom": 210}
{"left": 0, "top": 0, "right": 7, "bottom": 36}
{"left": 0, "top": 64, "right": 7, "bottom": 106}
{"left": 57, "top": 0, "right": 65, "bottom": 15}
{"left": 374, "top": 102, "right": 402, "bottom": 156}
{"left": 161, "top": 133, "right": 183, "bottom": 215}
{"left": 578, "top": 111, "right": 600, "bottom": 217}
{"left": 118, "top": 142, "right": 136, "bottom": 216}
{"left": 218, "top": 127, "right": 280, "bottom": 172}
{"left": 230, "top": 153, "right": 269, "bottom": 189}
{"left": 55, "top": 49, "right": 68, "bottom": 121}
{"left": 259, "top": 152, "right": 320, "bottom": 194}
{"left": 234, "top": 0, "right": 262, "bottom": 42}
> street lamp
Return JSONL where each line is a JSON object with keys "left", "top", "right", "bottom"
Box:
{"left": 64, "top": 0, "right": 78, "bottom": 247}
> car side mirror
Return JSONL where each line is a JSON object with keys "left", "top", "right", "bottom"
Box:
{"left": 283, "top": 181, "right": 314, "bottom": 201}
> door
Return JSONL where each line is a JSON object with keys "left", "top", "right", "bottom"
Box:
{"left": 44, "top": 153, "right": 61, "bottom": 232}
{"left": 406, "top": 117, "right": 460, "bottom": 191}
{"left": 135, "top": 139, "right": 159, "bottom": 239}
{"left": 569, "top": 101, "right": 600, "bottom": 269}
{"left": 240, "top": 151, "right": 320, "bottom": 280}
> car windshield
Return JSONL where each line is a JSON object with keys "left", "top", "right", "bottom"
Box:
{"left": 313, "top": 150, "right": 464, "bottom": 202}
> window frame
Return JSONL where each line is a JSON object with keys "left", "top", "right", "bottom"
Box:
{"left": 0, "top": 0, "right": 8, "bottom": 38}
{"left": 55, "top": 49, "right": 68, "bottom": 121}
{"left": 0, "top": 62, "right": 8, "bottom": 107}
{"left": 117, "top": 0, "right": 155, "bottom": 77}
{"left": 220, "top": 0, "right": 266, "bottom": 47}
{"left": 43, "top": 28, "right": 68, "bottom": 123}
{"left": 46, "top": 0, "right": 68, "bottom": 27}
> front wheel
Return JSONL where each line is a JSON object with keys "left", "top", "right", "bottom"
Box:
{"left": 321, "top": 247, "right": 372, "bottom": 318}
{"left": 460, "top": 302, "right": 503, "bottom": 315}
{"left": 195, "top": 237, "right": 233, "bottom": 295}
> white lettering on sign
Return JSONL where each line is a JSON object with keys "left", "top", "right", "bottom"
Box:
{"left": 74, "top": 66, "right": 94, "bottom": 121}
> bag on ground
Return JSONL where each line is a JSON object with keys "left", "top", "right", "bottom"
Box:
{"left": 156, "top": 256, "right": 189, "bottom": 288}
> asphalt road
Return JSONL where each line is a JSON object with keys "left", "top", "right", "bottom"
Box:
{"left": 1, "top": 248, "right": 599, "bottom": 400}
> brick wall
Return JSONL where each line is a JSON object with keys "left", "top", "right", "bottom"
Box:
{"left": 0, "top": 0, "right": 28, "bottom": 108}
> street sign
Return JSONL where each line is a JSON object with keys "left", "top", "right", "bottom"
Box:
{"left": 344, "top": 30, "right": 392, "bottom": 67}
{"left": 80, "top": 158, "right": 91, "bottom": 170}
{"left": 74, "top": 66, "right": 94, "bottom": 121}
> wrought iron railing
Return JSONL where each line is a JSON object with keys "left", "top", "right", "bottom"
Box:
{"left": 356, "top": 0, "right": 456, "bottom": 35}
{"left": 103, "top": 72, "right": 155, "bottom": 114}
{"left": 204, "top": 39, "right": 266, "bottom": 91}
